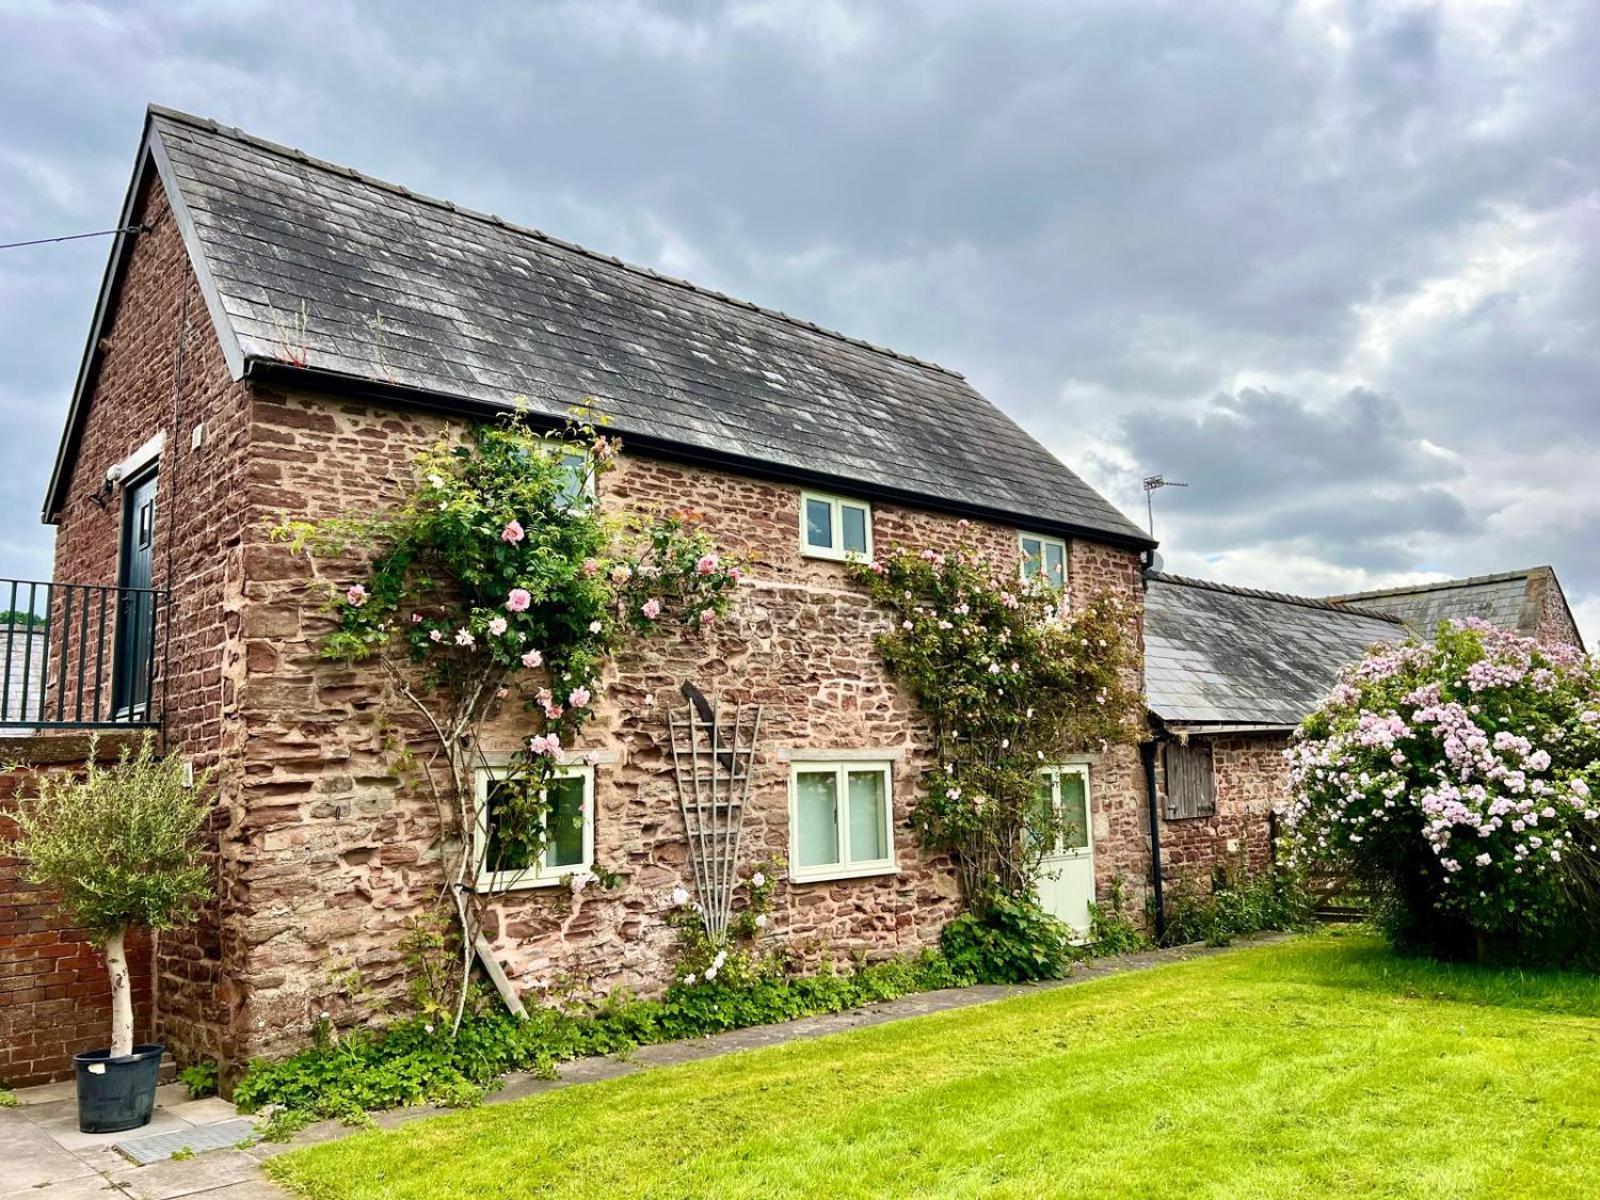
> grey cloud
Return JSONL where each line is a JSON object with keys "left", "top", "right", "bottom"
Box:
{"left": 0, "top": 0, "right": 1595, "bottom": 639}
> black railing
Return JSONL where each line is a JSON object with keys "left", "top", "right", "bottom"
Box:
{"left": 0, "top": 579, "right": 168, "bottom": 730}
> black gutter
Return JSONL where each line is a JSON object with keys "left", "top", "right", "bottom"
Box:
{"left": 1140, "top": 739, "right": 1166, "bottom": 941}
{"left": 242, "top": 358, "right": 1161, "bottom": 554}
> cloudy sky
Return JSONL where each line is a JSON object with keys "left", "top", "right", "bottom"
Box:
{"left": 2, "top": 0, "right": 1596, "bottom": 639}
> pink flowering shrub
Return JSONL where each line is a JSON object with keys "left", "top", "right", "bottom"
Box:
{"left": 1285, "top": 619, "right": 1600, "bottom": 963}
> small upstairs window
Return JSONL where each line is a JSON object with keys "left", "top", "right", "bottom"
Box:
{"left": 801, "top": 491, "right": 872, "bottom": 561}
{"left": 1019, "top": 533, "right": 1067, "bottom": 590}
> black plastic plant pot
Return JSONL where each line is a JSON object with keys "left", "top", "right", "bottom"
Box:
{"left": 74, "top": 1044, "right": 164, "bottom": 1134}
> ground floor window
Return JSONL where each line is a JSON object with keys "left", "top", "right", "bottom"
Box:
{"left": 789, "top": 760, "right": 896, "bottom": 882}
{"left": 474, "top": 763, "right": 593, "bottom": 890}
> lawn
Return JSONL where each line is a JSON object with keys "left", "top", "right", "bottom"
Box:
{"left": 268, "top": 933, "right": 1600, "bottom": 1200}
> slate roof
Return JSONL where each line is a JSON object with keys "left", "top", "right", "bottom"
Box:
{"left": 44, "top": 106, "right": 1152, "bottom": 548}
{"left": 1144, "top": 573, "right": 1404, "bottom": 727}
{"left": 1324, "top": 569, "right": 1548, "bottom": 640}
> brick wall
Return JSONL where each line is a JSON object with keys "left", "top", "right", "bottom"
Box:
{"left": 33, "top": 169, "right": 255, "bottom": 1075}
{"left": 0, "top": 734, "right": 152, "bottom": 1085}
{"left": 229, "top": 387, "right": 1155, "bottom": 1060}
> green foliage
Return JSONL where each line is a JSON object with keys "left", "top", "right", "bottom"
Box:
{"left": 848, "top": 539, "right": 1141, "bottom": 913}
{"left": 179, "top": 1059, "right": 219, "bottom": 1100}
{"left": 939, "top": 892, "right": 1078, "bottom": 983}
{"left": 1286, "top": 619, "right": 1600, "bottom": 963}
{"left": 0, "top": 1084, "right": 17, "bottom": 1109}
{"left": 1160, "top": 869, "right": 1314, "bottom": 948}
{"left": 233, "top": 951, "right": 963, "bottom": 1123}
{"left": 1087, "top": 876, "right": 1152, "bottom": 956}
{"left": 0, "top": 609, "right": 43, "bottom": 628}
{"left": 265, "top": 935, "right": 1600, "bottom": 1200}
{"left": 169, "top": 1146, "right": 196, "bottom": 1162}
{"left": 8, "top": 734, "right": 213, "bottom": 939}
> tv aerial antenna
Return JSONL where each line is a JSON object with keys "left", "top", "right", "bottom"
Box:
{"left": 1142, "top": 475, "right": 1188, "bottom": 539}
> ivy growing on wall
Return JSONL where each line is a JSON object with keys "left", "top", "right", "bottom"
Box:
{"left": 849, "top": 534, "right": 1142, "bottom": 917}
{"left": 273, "top": 405, "right": 742, "bottom": 1028}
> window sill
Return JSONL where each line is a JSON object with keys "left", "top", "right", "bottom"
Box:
{"left": 475, "top": 867, "right": 589, "bottom": 893}
{"left": 789, "top": 863, "right": 900, "bottom": 885}
{"left": 800, "top": 546, "right": 869, "bottom": 564}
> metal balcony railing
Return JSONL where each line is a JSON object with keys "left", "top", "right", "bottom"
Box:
{"left": 0, "top": 579, "right": 168, "bottom": 731}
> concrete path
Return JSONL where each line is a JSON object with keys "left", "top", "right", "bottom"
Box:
{"left": 1, "top": 935, "right": 1286, "bottom": 1198}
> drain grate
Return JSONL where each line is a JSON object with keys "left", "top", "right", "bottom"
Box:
{"left": 115, "top": 1118, "right": 257, "bottom": 1164}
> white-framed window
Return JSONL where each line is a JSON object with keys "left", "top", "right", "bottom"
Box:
{"left": 788, "top": 759, "right": 897, "bottom": 882}
{"left": 800, "top": 491, "right": 872, "bottom": 561}
{"left": 474, "top": 763, "right": 594, "bottom": 891}
{"left": 1019, "top": 532, "right": 1068, "bottom": 590}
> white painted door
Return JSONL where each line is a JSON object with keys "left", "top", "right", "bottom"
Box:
{"left": 1036, "top": 765, "right": 1096, "bottom": 939}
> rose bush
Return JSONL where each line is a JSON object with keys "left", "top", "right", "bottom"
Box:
{"left": 1283, "top": 618, "right": 1600, "bottom": 963}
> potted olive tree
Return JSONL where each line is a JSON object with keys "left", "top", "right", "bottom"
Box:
{"left": 11, "top": 735, "right": 211, "bottom": 1132}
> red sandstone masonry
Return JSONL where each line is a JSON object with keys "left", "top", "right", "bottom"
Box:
{"left": 1156, "top": 734, "right": 1285, "bottom": 886}
{"left": 21, "top": 174, "right": 1165, "bottom": 1078}
{"left": 20, "top": 171, "right": 257, "bottom": 1079}
{"left": 231, "top": 389, "right": 1156, "bottom": 1060}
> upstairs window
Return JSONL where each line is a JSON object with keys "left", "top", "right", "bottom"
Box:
{"left": 801, "top": 491, "right": 872, "bottom": 561}
{"left": 474, "top": 764, "right": 594, "bottom": 890}
{"left": 1019, "top": 533, "right": 1067, "bottom": 590}
{"left": 1163, "top": 741, "right": 1216, "bottom": 820}
{"left": 546, "top": 442, "right": 593, "bottom": 507}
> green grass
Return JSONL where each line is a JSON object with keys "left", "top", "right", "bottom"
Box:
{"left": 268, "top": 933, "right": 1600, "bottom": 1200}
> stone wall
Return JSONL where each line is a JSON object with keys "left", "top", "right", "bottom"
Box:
{"left": 1156, "top": 733, "right": 1285, "bottom": 888}
{"left": 1530, "top": 568, "right": 1585, "bottom": 651}
{"left": 44, "top": 171, "right": 255, "bottom": 1072}
{"left": 230, "top": 387, "right": 1154, "bottom": 1060}
{"left": 0, "top": 735, "right": 153, "bottom": 1085}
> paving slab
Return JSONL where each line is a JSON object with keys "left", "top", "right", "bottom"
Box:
{"left": 0, "top": 1116, "right": 101, "bottom": 1191}
{"left": 10, "top": 1080, "right": 77, "bottom": 1107}
{"left": 160, "top": 1098, "right": 239, "bottom": 1126}
{"left": 114, "top": 1149, "right": 263, "bottom": 1199}
{"left": 0, "top": 1175, "right": 126, "bottom": 1200}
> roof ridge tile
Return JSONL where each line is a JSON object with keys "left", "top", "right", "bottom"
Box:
{"left": 1146, "top": 570, "right": 1405, "bottom": 622}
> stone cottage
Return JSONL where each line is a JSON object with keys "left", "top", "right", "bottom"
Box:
{"left": 1142, "top": 566, "right": 1586, "bottom": 892}
{"left": 6, "top": 106, "right": 1171, "bottom": 1080}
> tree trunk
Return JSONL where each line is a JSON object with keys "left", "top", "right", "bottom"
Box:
{"left": 105, "top": 927, "right": 134, "bottom": 1057}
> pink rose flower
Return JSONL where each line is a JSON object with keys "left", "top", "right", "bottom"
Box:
{"left": 568, "top": 686, "right": 592, "bottom": 708}
{"left": 428, "top": 629, "right": 443, "bottom": 642}
{"left": 698, "top": 609, "right": 716, "bottom": 627}
{"left": 610, "top": 564, "right": 632, "bottom": 584}
{"left": 411, "top": 612, "right": 423, "bottom": 624}
{"left": 641, "top": 598, "right": 662, "bottom": 620}
{"left": 506, "top": 588, "right": 532, "bottom": 612}
{"left": 488, "top": 616, "right": 508, "bottom": 636}
{"left": 695, "top": 553, "right": 719, "bottom": 575}
{"left": 346, "top": 584, "right": 368, "bottom": 607}
{"left": 501, "top": 519, "right": 524, "bottom": 544}
{"left": 582, "top": 558, "right": 600, "bottom": 576}
{"left": 521, "top": 649, "right": 543, "bottom": 669}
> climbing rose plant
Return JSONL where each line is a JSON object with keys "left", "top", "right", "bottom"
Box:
{"left": 1284, "top": 618, "right": 1600, "bottom": 963}
{"left": 849, "top": 533, "right": 1141, "bottom": 913}
{"left": 273, "top": 407, "right": 741, "bottom": 1025}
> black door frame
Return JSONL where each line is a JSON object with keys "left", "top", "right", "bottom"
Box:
{"left": 111, "top": 464, "right": 159, "bottom": 720}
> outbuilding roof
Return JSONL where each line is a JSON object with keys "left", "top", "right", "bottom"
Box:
{"left": 45, "top": 106, "right": 1152, "bottom": 549}
{"left": 1144, "top": 573, "right": 1403, "bottom": 728}
{"left": 1325, "top": 568, "right": 1576, "bottom": 646}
